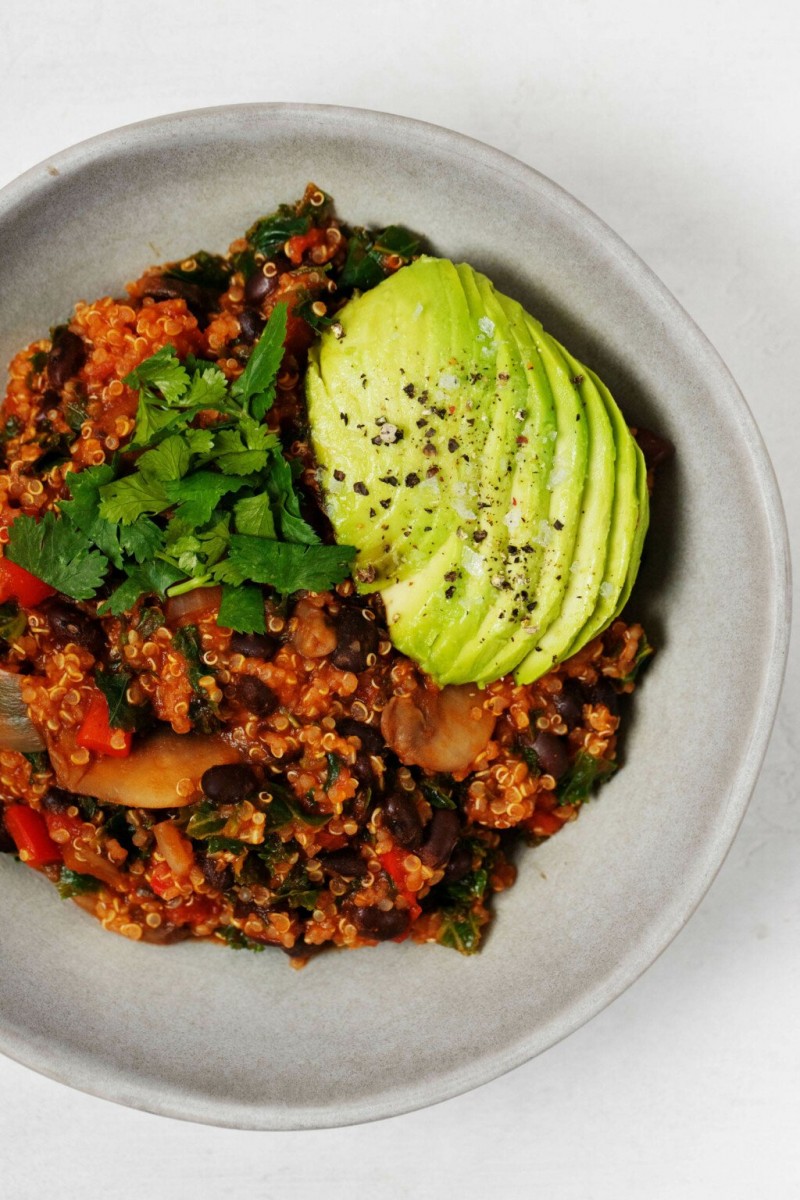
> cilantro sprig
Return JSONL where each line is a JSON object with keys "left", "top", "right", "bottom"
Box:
{"left": 4, "top": 304, "right": 356, "bottom": 628}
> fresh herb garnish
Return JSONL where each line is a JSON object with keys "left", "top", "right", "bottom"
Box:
{"left": 5, "top": 510, "right": 108, "bottom": 600}
{"left": 5, "top": 305, "right": 356, "bottom": 629}
{"left": 420, "top": 780, "right": 457, "bottom": 810}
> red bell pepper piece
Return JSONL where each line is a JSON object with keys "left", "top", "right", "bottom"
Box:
{"left": 77, "top": 692, "right": 132, "bottom": 758}
{"left": 379, "top": 846, "right": 422, "bottom": 928}
{"left": 4, "top": 804, "right": 62, "bottom": 867}
{"left": 0, "top": 557, "right": 55, "bottom": 607}
{"left": 285, "top": 227, "right": 326, "bottom": 264}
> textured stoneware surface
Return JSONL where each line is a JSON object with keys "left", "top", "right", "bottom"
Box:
{"left": 0, "top": 105, "right": 790, "bottom": 1130}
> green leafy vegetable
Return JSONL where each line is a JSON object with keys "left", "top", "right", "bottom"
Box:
{"left": 57, "top": 867, "right": 102, "bottom": 899}
{"left": 246, "top": 206, "right": 310, "bottom": 257}
{"left": 420, "top": 781, "right": 457, "bottom": 810}
{"left": 217, "top": 925, "right": 266, "bottom": 953}
{"left": 230, "top": 302, "right": 287, "bottom": 417}
{"left": 99, "top": 560, "right": 184, "bottom": 616}
{"left": 0, "top": 602, "right": 26, "bottom": 644}
{"left": 339, "top": 225, "right": 420, "bottom": 291}
{"left": 165, "top": 250, "right": 231, "bottom": 292}
{"left": 207, "top": 836, "right": 248, "bottom": 854}
{"left": 23, "top": 750, "right": 50, "bottom": 775}
{"left": 226, "top": 536, "right": 355, "bottom": 593}
{"left": 620, "top": 635, "right": 654, "bottom": 683}
{"left": 5, "top": 511, "right": 108, "bottom": 600}
{"left": 325, "top": 752, "right": 341, "bottom": 790}
{"left": 218, "top": 583, "right": 265, "bottom": 634}
{"left": 184, "top": 802, "right": 227, "bottom": 840}
{"left": 274, "top": 864, "right": 319, "bottom": 910}
{"left": 556, "top": 750, "right": 618, "bottom": 807}
{"left": 94, "top": 668, "right": 147, "bottom": 732}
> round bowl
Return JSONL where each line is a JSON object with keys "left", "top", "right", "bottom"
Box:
{"left": 0, "top": 104, "right": 790, "bottom": 1129}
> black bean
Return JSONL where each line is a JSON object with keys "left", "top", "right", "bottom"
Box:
{"left": 244, "top": 260, "right": 286, "bottom": 307}
{"left": 200, "top": 853, "right": 233, "bottom": 894}
{"left": 337, "top": 717, "right": 384, "bottom": 757}
{"left": 230, "top": 676, "right": 279, "bottom": 717}
{"left": 41, "top": 787, "right": 75, "bottom": 814}
{"left": 583, "top": 676, "right": 620, "bottom": 717}
{"left": 139, "top": 275, "right": 217, "bottom": 326}
{"left": 237, "top": 307, "right": 265, "bottom": 344}
{"left": 442, "top": 840, "right": 473, "bottom": 885}
{"left": 47, "top": 330, "right": 85, "bottom": 390}
{"left": 42, "top": 598, "right": 104, "bottom": 657}
{"left": 229, "top": 631, "right": 278, "bottom": 659}
{"left": 418, "top": 808, "right": 460, "bottom": 868}
{"left": 330, "top": 608, "right": 380, "bottom": 673}
{"left": 318, "top": 848, "right": 369, "bottom": 879}
{"left": 352, "top": 904, "right": 410, "bottom": 941}
{"left": 553, "top": 678, "right": 583, "bottom": 730}
{"left": 382, "top": 790, "right": 423, "bottom": 850}
{"left": 634, "top": 426, "right": 675, "bottom": 471}
{"left": 201, "top": 762, "right": 259, "bottom": 803}
{"left": 532, "top": 731, "right": 570, "bottom": 780}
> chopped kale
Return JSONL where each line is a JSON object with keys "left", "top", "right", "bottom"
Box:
{"left": 556, "top": 750, "right": 618, "bottom": 807}
{"left": 57, "top": 867, "right": 101, "bottom": 899}
{"left": 217, "top": 925, "right": 266, "bottom": 953}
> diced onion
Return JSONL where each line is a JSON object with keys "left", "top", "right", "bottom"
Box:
{"left": 164, "top": 586, "right": 222, "bottom": 626}
{"left": 0, "top": 669, "right": 44, "bottom": 753}
{"left": 153, "top": 820, "right": 195, "bottom": 877}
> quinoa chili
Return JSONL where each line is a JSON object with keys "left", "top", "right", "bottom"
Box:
{"left": 0, "top": 185, "right": 665, "bottom": 964}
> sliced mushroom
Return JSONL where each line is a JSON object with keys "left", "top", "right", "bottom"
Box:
{"left": 381, "top": 684, "right": 496, "bottom": 774}
{"left": 56, "top": 731, "right": 242, "bottom": 808}
{"left": 0, "top": 669, "right": 44, "bottom": 753}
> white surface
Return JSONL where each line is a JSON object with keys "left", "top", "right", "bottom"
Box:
{"left": 0, "top": 0, "right": 797, "bottom": 1195}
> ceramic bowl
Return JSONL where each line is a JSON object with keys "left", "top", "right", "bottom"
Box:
{"left": 0, "top": 104, "right": 790, "bottom": 1129}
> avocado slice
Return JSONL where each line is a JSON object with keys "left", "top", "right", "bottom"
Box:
{"left": 306, "top": 256, "right": 648, "bottom": 687}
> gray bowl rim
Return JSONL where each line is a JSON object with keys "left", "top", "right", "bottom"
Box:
{"left": 0, "top": 102, "right": 791, "bottom": 1130}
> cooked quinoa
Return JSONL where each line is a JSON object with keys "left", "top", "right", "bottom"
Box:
{"left": 0, "top": 185, "right": 663, "bottom": 964}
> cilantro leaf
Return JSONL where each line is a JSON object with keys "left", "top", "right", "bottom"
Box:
{"left": 227, "top": 536, "right": 355, "bottom": 592}
{"left": 217, "top": 583, "right": 266, "bottom": 634}
{"left": 183, "top": 364, "right": 229, "bottom": 412}
{"left": 118, "top": 518, "right": 164, "bottom": 563}
{"left": 233, "top": 492, "right": 275, "bottom": 538}
{"left": 5, "top": 512, "right": 108, "bottom": 600}
{"left": 213, "top": 420, "right": 278, "bottom": 476}
{"left": 166, "top": 471, "right": 250, "bottom": 527}
{"left": 137, "top": 434, "right": 191, "bottom": 482}
{"left": 231, "top": 303, "right": 287, "bottom": 416}
{"left": 60, "top": 464, "right": 164, "bottom": 567}
{"left": 124, "top": 345, "right": 190, "bottom": 405}
{"left": 98, "top": 473, "right": 170, "bottom": 524}
{"left": 265, "top": 452, "right": 320, "bottom": 545}
{"left": 98, "top": 559, "right": 184, "bottom": 616}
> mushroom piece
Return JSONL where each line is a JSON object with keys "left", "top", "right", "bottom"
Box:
{"left": 0, "top": 669, "right": 44, "bottom": 753}
{"left": 381, "top": 684, "right": 496, "bottom": 774}
{"left": 56, "top": 731, "right": 242, "bottom": 809}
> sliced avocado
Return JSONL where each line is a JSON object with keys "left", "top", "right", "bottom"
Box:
{"left": 515, "top": 362, "right": 616, "bottom": 683}
{"left": 306, "top": 256, "right": 648, "bottom": 687}
{"left": 561, "top": 362, "right": 647, "bottom": 657}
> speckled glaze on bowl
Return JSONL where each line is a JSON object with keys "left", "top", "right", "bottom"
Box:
{"left": 0, "top": 104, "right": 790, "bottom": 1130}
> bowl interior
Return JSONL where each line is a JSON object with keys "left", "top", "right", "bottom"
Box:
{"left": 0, "top": 106, "right": 788, "bottom": 1129}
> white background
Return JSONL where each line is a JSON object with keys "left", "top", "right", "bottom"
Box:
{"left": 1, "top": 1, "right": 798, "bottom": 1196}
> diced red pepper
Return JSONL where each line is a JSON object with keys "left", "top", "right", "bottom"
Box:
{"left": 0, "top": 557, "right": 55, "bottom": 607}
{"left": 77, "top": 692, "right": 132, "bottom": 758}
{"left": 169, "top": 896, "right": 217, "bottom": 927}
{"left": 285, "top": 227, "right": 327, "bottom": 265}
{"left": 4, "top": 804, "right": 62, "bottom": 867}
{"left": 44, "top": 810, "right": 85, "bottom": 844}
{"left": 149, "top": 860, "right": 179, "bottom": 898}
{"left": 379, "top": 846, "right": 422, "bottom": 931}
